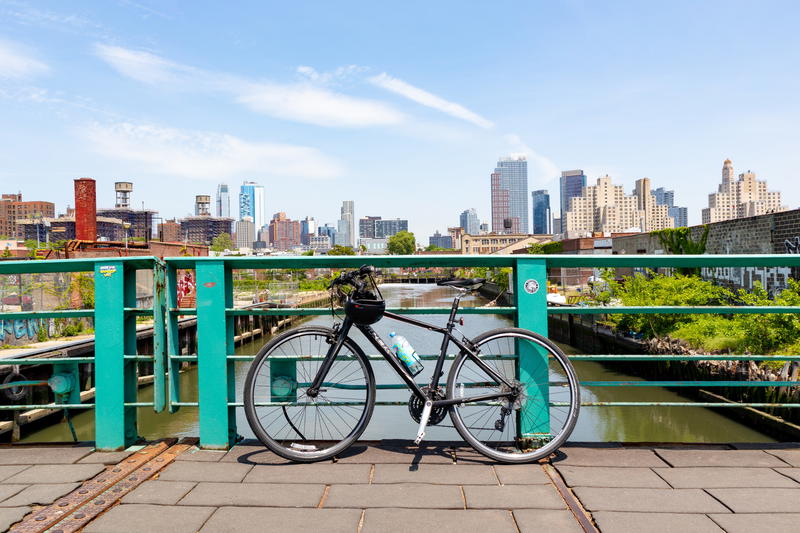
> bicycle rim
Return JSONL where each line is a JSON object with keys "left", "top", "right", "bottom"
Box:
{"left": 244, "top": 328, "right": 375, "bottom": 462}
{"left": 447, "top": 328, "right": 579, "bottom": 463}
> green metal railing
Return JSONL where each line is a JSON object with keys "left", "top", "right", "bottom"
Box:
{"left": 1, "top": 254, "right": 799, "bottom": 450}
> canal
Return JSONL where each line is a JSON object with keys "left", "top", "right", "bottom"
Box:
{"left": 24, "top": 283, "right": 774, "bottom": 443}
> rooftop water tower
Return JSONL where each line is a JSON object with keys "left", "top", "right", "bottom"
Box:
{"left": 195, "top": 195, "right": 211, "bottom": 216}
{"left": 115, "top": 182, "right": 133, "bottom": 209}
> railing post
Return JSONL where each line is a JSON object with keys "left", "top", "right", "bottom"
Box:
{"left": 196, "top": 260, "right": 236, "bottom": 449}
{"left": 514, "top": 257, "right": 550, "bottom": 438}
{"left": 152, "top": 259, "right": 167, "bottom": 413}
{"left": 165, "top": 263, "right": 181, "bottom": 413}
{"left": 94, "top": 260, "right": 139, "bottom": 450}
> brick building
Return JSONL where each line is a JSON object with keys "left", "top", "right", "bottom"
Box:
{"left": 268, "top": 212, "right": 301, "bottom": 250}
{"left": 0, "top": 193, "right": 55, "bottom": 239}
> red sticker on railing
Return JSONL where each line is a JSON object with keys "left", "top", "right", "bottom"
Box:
{"left": 203, "top": 282, "right": 216, "bottom": 288}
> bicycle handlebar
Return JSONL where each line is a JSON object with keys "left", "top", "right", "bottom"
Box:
{"left": 328, "top": 265, "right": 374, "bottom": 291}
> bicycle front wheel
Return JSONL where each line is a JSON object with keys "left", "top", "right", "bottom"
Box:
{"left": 244, "top": 326, "right": 375, "bottom": 462}
{"left": 447, "top": 328, "right": 579, "bottom": 463}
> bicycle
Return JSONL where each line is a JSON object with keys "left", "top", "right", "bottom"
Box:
{"left": 243, "top": 265, "right": 580, "bottom": 463}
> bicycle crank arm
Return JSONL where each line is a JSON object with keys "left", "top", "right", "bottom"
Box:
{"left": 414, "top": 400, "right": 433, "bottom": 445}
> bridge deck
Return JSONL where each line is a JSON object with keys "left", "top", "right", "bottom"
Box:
{"left": 0, "top": 440, "right": 798, "bottom": 532}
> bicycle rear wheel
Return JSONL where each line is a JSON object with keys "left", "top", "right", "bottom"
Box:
{"left": 447, "top": 328, "right": 579, "bottom": 463}
{"left": 244, "top": 326, "right": 375, "bottom": 462}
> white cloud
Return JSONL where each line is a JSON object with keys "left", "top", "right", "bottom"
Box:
{"left": 237, "top": 82, "right": 404, "bottom": 128}
{"left": 296, "top": 64, "right": 366, "bottom": 85}
{"left": 369, "top": 72, "right": 494, "bottom": 129}
{"left": 84, "top": 121, "right": 344, "bottom": 180}
{"left": 0, "top": 39, "right": 48, "bottom": 80}
{"left": 94, "top": 44, "right": 191, "bottom": 85}
{"left": 504, "top": 134, "right": 560, "bottom": 183}
{"left": 94, "top": 44, "right": 404, "bottom": 128}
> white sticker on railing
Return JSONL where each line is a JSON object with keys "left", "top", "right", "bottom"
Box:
{"left": 523, "top": 279, "right": 540, "bottom": 294}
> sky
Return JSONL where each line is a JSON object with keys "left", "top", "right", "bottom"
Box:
{"left": 1, "top": 0, "right": 799, "bottom": 241}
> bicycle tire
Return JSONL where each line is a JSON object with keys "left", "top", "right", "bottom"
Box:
{"left": 244, "top": 326, "right": 376, "bottom": 462}
{"left": 446, "top": 327, "right": 580, "bottom": 464}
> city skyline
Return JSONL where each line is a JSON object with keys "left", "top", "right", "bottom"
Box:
{"left": 2, "top": 2, "right": 798, "bottom": 240}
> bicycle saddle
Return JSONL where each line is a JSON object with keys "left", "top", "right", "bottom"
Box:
{"left": 437, "top": 278, "right": 486, "bottom": 289}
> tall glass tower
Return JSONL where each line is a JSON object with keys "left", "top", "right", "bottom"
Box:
{"left": 216, "top": 183, "right": 230, "bottom": 218}
{"left": 559, "top": 170, "right": 587, "bottom": 217}
{"left": 459, "top": 208, "right": 480, "bottom": 235}
{"left": 491, "top": 156, "right": 528, "bottom": 233}
{"left": 239, "top": 181, "right": 265, "bottom": 229}
{"left": 337, "top": 200, "right": 355, "bottom": 247}
{"left": 531, "top": 190, "right": 552, "bottom": 234}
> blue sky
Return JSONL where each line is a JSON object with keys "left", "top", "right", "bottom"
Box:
{"left": 1, "top": 0, "right": 798, "bottom": 240}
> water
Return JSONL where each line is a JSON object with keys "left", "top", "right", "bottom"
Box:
{"left": 23, "top": 283, "right": 774, "bottom": 443}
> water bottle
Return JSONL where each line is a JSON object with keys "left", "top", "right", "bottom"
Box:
{"left": 388, "top": 332, "right": 424, "bottom": 376}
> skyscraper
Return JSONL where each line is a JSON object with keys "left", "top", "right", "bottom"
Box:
{"left": 560, "top": 170, "right": 587, "bottom": 217}
{"left": 300, "top": 216, "right": 317, "bottom": 245}
{"left": 337, "top": 200, "right": 355, "bottom": 247}
{"left": 702, "top": 159, "right": 786, "bottom": 223}
{"left": 239, "top": 181, "right": 265, "bottom": 230}
{"left": 459, "top": 208, "right": 480, "bottom": 235}
{"left": 490, "top": 156, "right": 528, "bottom": 234}
{"left": 531, "top": 190, "right": 552, "bottom": 234}
{"left": 653, "top": 187, "right": 688, "bottom": 228}
{"left": 216, "top": 184, "right": 230, "bottom": 218}
{"left": 235, "top": 216, "right": 255, "bottom": 249}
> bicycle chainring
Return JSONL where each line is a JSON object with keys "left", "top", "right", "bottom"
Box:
{"left": 408, "top": 386, "right": 447, "bottom": 426}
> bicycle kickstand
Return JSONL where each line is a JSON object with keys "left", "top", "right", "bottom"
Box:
{"left": 414, "top": 400, "right": 433, "bottom": 445}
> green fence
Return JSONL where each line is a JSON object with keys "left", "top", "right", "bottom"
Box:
{"left": 0, "top": 254, "right": 799, "bottom": 450}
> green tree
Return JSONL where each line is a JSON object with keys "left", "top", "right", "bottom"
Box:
{"left": 425, "top": 244, "right": 451, "bottom": 252}
{"left": 527, "top": 241, "right": 564, "bottom": 254}
{"left": 301, "top": 250, "right": 315, "bottom": 256}
{"left": 210, "top": 233, "right": 234, "bottom": 252}
{"left": 653, "top": 226, "right": 710, "bottom": 275}
{"left": 387, "top": 230, "right": 416, "bottom": 255}
{"left": 327, "top": 245, "right": 356, "bottom": 256}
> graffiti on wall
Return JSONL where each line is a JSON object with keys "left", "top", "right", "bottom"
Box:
{"left": 0, "top": 319, "right": 40, "bottom": 343}
{"left": 701, "top": 236, "right": 800, "bottom": 295}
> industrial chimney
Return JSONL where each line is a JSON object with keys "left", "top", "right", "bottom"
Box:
{"left": 115, "top": 181, "right": 133, "bottom": 209}
{"left": 74, "top": 178, "right": 97, "bottom": 241}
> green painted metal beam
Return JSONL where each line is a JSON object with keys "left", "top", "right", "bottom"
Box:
{"left": 580, "top": 380, "right": 799, "bottom": 387}
{"left": 195, "top": 261, "right": 236, "bottom": 449}
{"left": 0, "top": 256, "right": 157, "bottom": 274}
{"left": 152, "top": 259, "right": 167, "bottom": 413}
{"left": 567, "top": 402, "right": 800, "bottom": 407}
{"left": 569, "top": 354, "right": 800, "bottom": 361}
{"left": 165, "top": 264, "right": 182, "bottom": 414}
{"left": 515, "top": 257, "right": 550, "bottom": 437}
{"left": 165, "top": 254, "right": 519, "bottom": 269}
{"left": 225, "top": 306, "right": 517, "bottom": 316}
{"left": 0, "top": 310, "right": 94, "bottom": 320}
{"left": 93, "top": 261, "right": 138, "bottom": 450}
{"left": 549, "top": 306, "right": 800, "bottom": 315}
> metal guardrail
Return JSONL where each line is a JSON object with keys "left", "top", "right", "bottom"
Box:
{"left": 1, "top": 254, "right": 799, "bottom": 449}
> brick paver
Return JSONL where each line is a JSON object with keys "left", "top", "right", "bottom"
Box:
{"left": 372, "top": 463, "right": 497, "bottom": 484}
{"left": 243, "top": 463, "right": 370, "bottom": 484}
{"left": 709, "top": 513, "right": 800, "bottom": 533}
{"left": 655, "top": 449, "right": 789, "bottom": 468}
{"left": 706, "top": 487, "right": 800, "bottom": 513}
{"left": 0, "top": 507, "right": 30, "bottom": 532}
{"left": 557, "top": 466, "right": 670, "bottom": 488}
{"left": 83, "top": 504, "right": 215, "bottom": 533}
{"left": 179, "top": 482, "right": 325, "bottom": 507}
{"left": 0, "top": 483, "right": 79, "bottom": 507}
{"left": 592, "top": 511, "right": 724, "bottom": 533}
{"left": 362, "top": 508, "right": 518, "bottom": 533}
{"left": 766, "top": 449, "right": 800, "bottom": 467}
{"left": 572, "top": 487, "right": 730, "bottom": 514}
{"left": 0, "top": 446, "right": 92, "bottom": 465}
{"left": 493, "top": 464, "right": 551, "bottom": 484}
{"left": 463, "top": 484, "right": 567, "bottom": 509}
{"left": 325, "top": 483, "right": 464, "bottom": 508}
{"left": 513, "top": 509, "right": 585, "bottom": 533}
{"left": 200, "top": 507, "right": 362, "bottom": 533}
{"left": 775, "top": 467, "right": 800, "bottom": 483}
{"left": 654, "top": 466, "right": 800, "bottom": 488}
{"left": 556, "top": 447, "right": 669, "bottom": 468}
{"left": 158, "top": 462, "right": 253, "bottom": 482}
{"left": 1, "top": 463, "right": 104, "bottom": 484}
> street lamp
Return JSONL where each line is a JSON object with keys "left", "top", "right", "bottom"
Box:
{"left": 122, "top": 222, "right": 131, "bottom": 250}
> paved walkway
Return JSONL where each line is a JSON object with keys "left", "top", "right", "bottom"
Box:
{"left": 0, "top": 441, "right": 798, "bottom": 532}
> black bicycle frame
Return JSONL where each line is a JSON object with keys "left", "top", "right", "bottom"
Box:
{"left": 307, "top": 293, "right": 516, "bottom": 409}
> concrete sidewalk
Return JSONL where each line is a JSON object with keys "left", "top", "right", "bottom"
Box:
{"left": 0, "top": 441, "right": 798, "bottom": 532}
